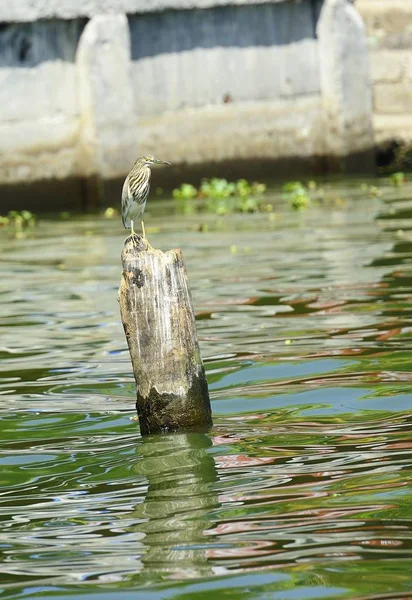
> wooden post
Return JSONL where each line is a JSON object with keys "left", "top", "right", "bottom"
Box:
{"left": 118, "top": 236, "right": 212, "bottom": 435}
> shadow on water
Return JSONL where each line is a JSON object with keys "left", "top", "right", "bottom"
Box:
{"left": 0, "top": 178, "right": 411, "bottom": 599}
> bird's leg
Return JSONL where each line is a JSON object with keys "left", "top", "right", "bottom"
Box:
{"left": 140, "top": 220, "right": 154, "bottom": 249}
{"left": 128, "top": 219, "right": 139, "bottom": 246}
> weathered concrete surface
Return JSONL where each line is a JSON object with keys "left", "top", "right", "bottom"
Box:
{"left": 317, "top": 0, "right": 374, "bottom": 167}
{"left": 0, "top": 0, "right": 379, "bottom": 188}
{"left": 357, "top": 0, "right": 412, "bottom": 145}
{"left": 135, "top": 97, "right": 324, "bottom": 164}
{"left": 374, "top": 82, "right": 412, "bottom": 115}
{"left": 370, "top": 50, "right": 411, "bottom": 84}
{"left": 129, "top": 3, "right": 320, "bottom": 115}
{"left": 3, "top": 0, "right": 289, "bottom": 22}
{"left": 77, "top": 14, "right": 137, "bottom": 179}
{"left": 0, "top": 20, "right": 84, "bottom": 183}
{"left": 357, "top": 0, "right": 412, "bottom": 50}
{"left": 0, "top": 119, "right": 80, "bottom": 184}
{"left": 374, "top": 115, "right": 412, "bottom": 147}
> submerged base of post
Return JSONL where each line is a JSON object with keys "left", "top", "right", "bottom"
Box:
{"left": 118, "top": 235, "right": 212, "bottom": 435}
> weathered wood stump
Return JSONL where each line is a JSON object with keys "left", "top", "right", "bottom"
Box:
{"left": 118, "top": 235, "right": 212, "bottom": 435}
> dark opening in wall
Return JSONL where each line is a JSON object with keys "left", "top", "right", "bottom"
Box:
{"left": 375, "top": 139, "right": 403, "bottom": 170}
{"left": 0, "top": 18, "right": 87, "bottom": 68}
{"left": 129, "top": 2, "right": 317, "bottom": 60}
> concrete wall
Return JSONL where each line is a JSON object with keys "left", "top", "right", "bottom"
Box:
{"left": 0, "top": 0, "right": 375, "bottom": 188}
{"left": 357, "top": 0, "right": 412, "bottom": 146}
{"left": 129, "top": 3, "right": 321, "bottom": 114}
{"left": 0, "top": 19, "right": 85, "bottom": 183}
{"left": 129, "top": 1, "right": 326, "bottom": 164}
{"left": 0, "top": 0, "right": 303, "bottom": 22}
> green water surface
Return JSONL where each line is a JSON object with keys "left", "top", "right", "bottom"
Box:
{"left": 0, "top": 180, "right": 411, "bottom": 599}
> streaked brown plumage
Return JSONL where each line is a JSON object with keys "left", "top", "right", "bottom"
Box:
{"left": 121, "top": 154, "right": 170, "bottom": 238}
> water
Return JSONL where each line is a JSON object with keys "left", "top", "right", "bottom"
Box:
{"left": 0, "top": 180, "right": 411, "bottom": 599}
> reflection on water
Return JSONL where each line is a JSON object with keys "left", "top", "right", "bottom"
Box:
{"left": 133, "top": 434, "right": 218, "bottom": 580}
{"left": 0, "top": 179, "right": 411, "bottom": 599}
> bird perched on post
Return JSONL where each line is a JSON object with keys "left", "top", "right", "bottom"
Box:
{"left": 121, "top": 155, "right": 170, "bottom": 239}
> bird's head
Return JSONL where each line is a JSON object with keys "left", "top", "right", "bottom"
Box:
{"left": 139, "top": 155, "right": 170, "bottom": 167}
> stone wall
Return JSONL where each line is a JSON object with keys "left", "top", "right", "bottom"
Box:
{"left": 357, "top": 0, "right": 412, "bottom": 146}
{"left": 0, "top": 0, "right": 375, "bottom": 188}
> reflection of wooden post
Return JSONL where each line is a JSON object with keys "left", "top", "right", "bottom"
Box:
{"left": 132, "top": 433, "right": 218, "bottom": 578}
{"left": 118, "top": 236, "right": 212, "bottom": 435}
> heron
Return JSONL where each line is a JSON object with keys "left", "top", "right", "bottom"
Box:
{"left": 121, "top": 155, "right": 170, "bottom": 239}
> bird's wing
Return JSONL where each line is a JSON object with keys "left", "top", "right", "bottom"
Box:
{"left": 121, "top": 176, "right": 131, "bottom": 228}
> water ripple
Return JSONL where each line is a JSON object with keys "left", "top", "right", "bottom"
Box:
{"left": 0, "top": 183, "right": 412, "bottom": 599}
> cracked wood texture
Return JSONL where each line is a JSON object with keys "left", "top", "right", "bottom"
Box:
{"left": 118, "top": 236, "right": 212, "bottom": 435}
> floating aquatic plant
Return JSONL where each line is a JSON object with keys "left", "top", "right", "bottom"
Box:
{"left": 0, "top": 210, "right": 36, "bottom": 232}
{"left": 173, "top": 178, "right": 268, "bottom": 215}
{"left": 282, "top": 181, "right": 311, "bottom": 210}
{"left": 390, "top": 172, "right": 406, "bottom": 186}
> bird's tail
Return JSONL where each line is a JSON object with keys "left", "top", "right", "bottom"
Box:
{"left": 122, "top": 211, "right": 130, "bottom": 229}
{"left": 121, "top": 177, "right": 131, "bottom": 229}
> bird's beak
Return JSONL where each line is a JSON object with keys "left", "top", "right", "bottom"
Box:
{"left": 153, "top": 158, "right": 170, "bottom": 165}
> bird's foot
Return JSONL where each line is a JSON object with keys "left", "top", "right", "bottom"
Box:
{"left": 125, "top": 232, "right": 142, "bottom": 247}
{"left": 124, "top": 222, "right": 151, "bottom": 249}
